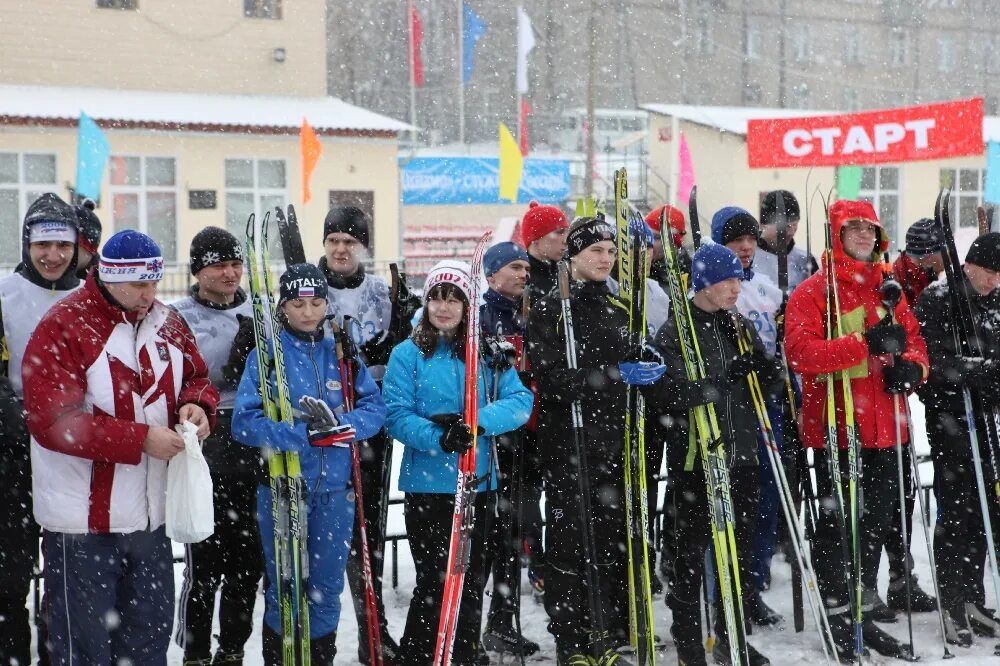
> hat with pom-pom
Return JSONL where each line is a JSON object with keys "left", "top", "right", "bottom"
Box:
{"left": 520, "top": 201, "right": 568, "bottom": 247}
{"left": 99, "top": 230, "right": 164, "bottom": 283}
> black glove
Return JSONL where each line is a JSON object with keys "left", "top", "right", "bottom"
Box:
{"left": 360, "top": 335, "right": 393, "bottom": 367}
{"left": 726, "top": 353, "right": 755, "bottom": 383}
{"left": 883, "top": 359, "right": 923, "bottom": 394}
{"left": 483, "top": 336, "right": 516, "bottom": 371}
{"left": 388, "top": 271, "right": 421, "bottom": 346}
{"left": 430, "top": 413, "right": 480, "bottom": 454}
{"left": 864, "top": 314, "right": 907, "bottom": 355}
{"left": 517, "top": 370, "right": 533, "bottom": 387}
{"left": 222, "top": 314, "right": 257, "bottom": 386}
{"left": 686, "top": 376, "right": 730, "bottom": 406}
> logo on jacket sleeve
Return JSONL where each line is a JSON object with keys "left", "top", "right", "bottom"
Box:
{"left": 156, "top": 341, "right": 170, "bottom": 362}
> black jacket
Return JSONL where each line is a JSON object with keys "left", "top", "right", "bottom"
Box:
{"left": 527, "top": 279, "right": 635, "bottom": 464}
{"left": 526, "top": 254, "right": 559, "bottom": 308}
{"left": 915, "top": 275, "right": 1000, "bottom": 449}
{"left": 480, "top": 288, "right": 523, "bottom": 337}
{"left": 652, "top": 302, "right": 782, "bottom": 472}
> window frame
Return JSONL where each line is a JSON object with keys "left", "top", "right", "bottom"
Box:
{"left": 857, "top": 166, "right": 902, "bottom": 252}
{"left": 224, "top": 157, "right": 288, "bottom": 253}
{"left": 889, "top": 29, "right": 910, "bottom": 67}
{"left": 108, "top": 154, "right": 180, "bottom": 262}
{"left": 939, "top": 167, "right": 985, "bottom": 230}
{"left": 0, "top": 151, "right": 59, "bottom": 265}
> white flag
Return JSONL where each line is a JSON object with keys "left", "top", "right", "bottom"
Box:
{"left": 516, "top": 6, "right": 535, "bottom": 95}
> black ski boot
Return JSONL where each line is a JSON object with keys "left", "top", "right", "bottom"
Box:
{"left": 943, "top": 602, "right": 973, "bottom": 647}
{"left": 710, "top": 603, "right": 769, "bottom": 666}
{"left": 827, "top": 613, "right": 870, "bottom": 664}
{"left": 358, "top": 633, "right": 401, "bottom": 665}
{"left": 967, "top": 602, "right": 1000, "bottom": 637}
{"left": 670, "top": 594, "right": 708, "bottom": 666}
{"left": 862, "top": 617, "right": 915, "bottom": 660}
{"left": 310, "top": 632, "right": 337, "bottom": 666}
{"left": 210, "top": 651, "right": 243, "bottom": 666}
{"left": 746, "top": 592, "right": 783, "bottom": 627}
{"left": 887, "top": 577, "right": 937, "bottom": 613}
{"left": 482, "top": 624, "right": 541, "bottom": 657}
{"left": 261, "top": 625, "right": 282, "bottom": 666}
{"left": 863, "top": 587, "right": 897, "bottom": 623}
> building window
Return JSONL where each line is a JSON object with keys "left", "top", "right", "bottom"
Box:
{"left": 745, "top": 26, "right": 762, "bottom": 59}
{"left": 890, "top": 29, "right": 910, "bottom": 67}
{"left": 844, "top": 26, "right": 861, "bottom": 65}
{"left": 940, "top": 168, "right": 984, "bottom": 229}
{"left": 843, "top": 88, "right": 860, "bottom": 111}
{"left": 97, "top": 0, "right": 138, "bottom": 8}
{"left": 792, "top": 26, "right": 812, "bottom": 63}
{"left": 857, "top": 166, "right": 901, "bottom": 251}
{"left": 790, "top": 83, "right": 811, "bottom": 109}
{"left": 0, "top": 152, "right": 58, "bottom": 265}
{"left": 693, "top": 8, "right": 714, "bottom": 55}
{"left": 937, "top": 37, "right": 955, "bottom": 72}
{"left": 244, "top": 0, "right": 281, "bottom": 19}
{"left": 225, "top": 158, "right": 286, "bottom": 255}
{"left": 109, "top": 156, "right": 178, "bottom": 261}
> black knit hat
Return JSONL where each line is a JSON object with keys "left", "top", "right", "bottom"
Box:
{"left": 905, "top": 218, "right": 943, "bottom": 257}
{"left": 566, "top": 216, "right": 615, "bottom": 257}
{"left": 75, "top": 199, "right": 102, "bottom": 255}
{"left": 323, "top": 206, "right": 370, "bottom": 248}
{"left": 190, "top": 226, "right": 244, "bottom": 275}
{"left": 966, "top": 233, "right": 1000, "bottom": 272}
{"left": 279, "top": 263, "right": 328, "bottom": 304}
{"left": 760, "top": 190, "right": 801, "bottom": 225}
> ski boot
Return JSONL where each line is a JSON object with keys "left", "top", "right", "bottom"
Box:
{"left": 746, "top": 592, "right": 783, "bottom": 627}
{"left": 358, "top": 632, "right": 401, "bottom": 665}
{"left": 862, "top": 617, "right": 916, "bottom": 660}
{"left": 967, "top": 602, "right": 1000, "bottom": 637}
{"left": 210, "top": 652, "right": 244, "bottom": 666}
{"left": 863, "top": 587, "right": 897, "bottom": 623}
{"left": 310, "top": 632, "right": 337, "bottom": 666}
{"left": 710, "top": 604, "right": 770, "bottom": 666}
{"left": 482, "top": 625, "right": 541, "bottom": 657}
{"left": 887, "top": 576, "right": 937, "bottom": 613}
{"left": 827, "top": 613, "right": 871, "bottom": 664}
{"left": 943, "top": 602, "right": 973, "bottom": 647}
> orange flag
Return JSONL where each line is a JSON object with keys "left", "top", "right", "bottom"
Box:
{"left": 300, "top": 118, "right": 322, "bottom": 204}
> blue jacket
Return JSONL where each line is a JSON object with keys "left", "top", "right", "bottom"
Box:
{"left": 233, "top": 326, "right": 386, "bottom": 493}
{"left": 383, "top": 337, "right": 533, "bottom": 494}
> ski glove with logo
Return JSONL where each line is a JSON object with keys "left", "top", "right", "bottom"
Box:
{"left": 883, "top": 360, "right": 923, "bottom": 395}
{"left": 222, "top": 314, "right": 257, "bottom": 386}
{"left": 483, "top": 336, "right": 517, "bottom": 371}
{"left": 430, "top": 413, "right": 483, "bottom": 454}
{"left": 864, "top": 314, "right": 907, "bottom": 355}
{"left": 619, "top": 361, "right": 667, "bottom": 386}
{"left": 298, "top": 395, "right": 355, "bottom": 447}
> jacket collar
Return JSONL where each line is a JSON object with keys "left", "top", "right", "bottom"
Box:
{"left": 483, "top": 288, "right": 519, "bottom": 312}
{"left": 319, "top": 257, "right": 365, "bottom": 289}
{"left": 87, "top": 273, "right": 147, "bottom": 325}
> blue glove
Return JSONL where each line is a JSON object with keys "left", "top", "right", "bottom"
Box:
{"left": 629, "top": 216, "right": 654, "bottom": 247}
{"left": 618, "top": 361, "right": 666, "bottom": 385}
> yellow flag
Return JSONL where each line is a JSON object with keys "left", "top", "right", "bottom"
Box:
{"left": 498, "top": 122, "right": 523, "bottom": 203}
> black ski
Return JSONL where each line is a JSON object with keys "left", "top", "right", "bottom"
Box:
{"left": 275, "top": 205, "right": 306, "bottom": 265}
{"left": 688, "top": 186, "right": 701, "bottom": 250}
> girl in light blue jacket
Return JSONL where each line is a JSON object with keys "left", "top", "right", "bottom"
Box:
{"left": 233, "top": 263, "right": 385, "bottom": 665}
{"left": 382, "top": 259, "right": 532, "bottom": 666}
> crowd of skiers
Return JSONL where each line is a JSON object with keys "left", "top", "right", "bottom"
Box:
{"left": 4, "top": 184, "right": 1000, "bottom": 666}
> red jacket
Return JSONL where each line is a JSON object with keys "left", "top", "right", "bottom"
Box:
{"left": 23, "top": 274, "right": 218, "bottom": 533}
{"left": 892, "top": 252, "right": 933, "bottom": 307}
{"left": 785, "top": 201, "right": 929, "bottom": 450}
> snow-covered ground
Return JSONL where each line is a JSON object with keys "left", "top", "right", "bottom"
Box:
{"left": 28, "top": 395, "right": 1000, "bottom": 664}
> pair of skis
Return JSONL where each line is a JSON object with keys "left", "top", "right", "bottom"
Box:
{"left": 433, "top": 231, "right": 493, "bottom": 666}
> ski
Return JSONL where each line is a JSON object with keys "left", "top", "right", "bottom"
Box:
{"left": 245, "top": 212, "right": 311, "bottom": 666}
{"left": 433, "top": 230, "right": 493, "bottom": 666}
{"left": 614, "top": 168, "right": 656, "bottom": 664}
{"left": 331, "top": 316, "right": 384, "bottom": 666}
{"left": 275, "top": 204, "right": 307, "bottom": 266}
{"left": 688, "top": 185, "right": 701, "bottom": 250}
{"left": 659, "top": 207, "right": 748, "bottom": 666}
{"left": 556, "top": 259, "right": 609, "bottom": 661}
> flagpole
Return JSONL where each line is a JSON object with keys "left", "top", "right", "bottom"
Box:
{"left": 408, "top": 0, "right": 418, "bottom": 146}
{"left": 457, "top": 0, "right": 465, "bottom": 146}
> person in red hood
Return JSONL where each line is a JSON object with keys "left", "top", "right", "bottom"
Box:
{"left": 645, "top": 204, "right": 692, "bottom": 287}
{"left": 785, "top": 200, "right": 928, "bottom": 661}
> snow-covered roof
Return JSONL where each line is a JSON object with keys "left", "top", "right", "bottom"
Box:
{"left": 644, "top": 102, "right": 1000, "bottom": 145}
{"left": 0, "top": 84, "right": 412, "bottom": 136}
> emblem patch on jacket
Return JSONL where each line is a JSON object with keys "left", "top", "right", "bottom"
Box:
{"left": 156, "top": 341, "right": 170, "bottom": 362}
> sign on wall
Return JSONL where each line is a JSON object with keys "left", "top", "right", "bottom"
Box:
{"left": 747, "top": 98, "right": 984, "bottom": 168}
{"left": 402, "top": 157, "right": 571, "bottom": 205}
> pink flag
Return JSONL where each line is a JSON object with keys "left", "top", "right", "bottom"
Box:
{"left": 677, "top": 131, "right": 695, "bottom": 206}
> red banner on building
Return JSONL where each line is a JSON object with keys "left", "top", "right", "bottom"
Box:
{"left": 747, "top": 98, "right": 984, "bottom": 168}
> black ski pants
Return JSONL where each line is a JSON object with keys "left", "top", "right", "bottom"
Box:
{"left": 347, "top": 429, "right": 393, "bottom": 661}
{"left": 811, "top": 447, "right": 899, "bottom": 614}
{"left": 884, "top": 442, "right": 918, "bottom": 590}
{"left": 543, "top": 457, "right": 626, "bottom": 657}
{"left": 399, "top": 491, "right": 495, "bottom": 666}
{"left": 0, "top": 485, "right": 40, "bottom": 666}
{"left": 174, "top": 473, "right": 263, "bottom": 662}
{"left": 667, "top": 465, "right": 759, "bottom": 649}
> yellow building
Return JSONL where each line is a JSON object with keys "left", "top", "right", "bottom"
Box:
{"left": 643, "top": 103, "right": 999, "bottom": 259}
{"left": 0, "top": 0, "right": 410, "bottom": 290}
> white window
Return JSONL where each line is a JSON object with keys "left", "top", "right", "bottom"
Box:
{"left": 109, "top": 156, "right": 178, "bottom": 262}
{"left": 843, "top": 88, "right": 860, "bottom": 111}
{"left": 225, "top": 158, "right": 287, "bottom": 255}
{"left": 858, "top": 166, "right": 902, "bottom": 251}
{"left": 694, "top": 8, "right": 714, "bottom": 55}
{"left": 745, "top": 25, "right": 762, "bottom": 59}
{"left": 844, "top": 26, "right": 861, "bottom": 65}
{"left": 890, "top": 29, "right": 910, "bottom": 67}
{"left": 937, "top": 37, "right": 955, "bottom": 72}
{"left": 989, "top": 46, "right": 1000, "bottom": 74}
{"left": 0, "top": 152, "right": 58, "bottom": 265}
{"left": 792, "top": 26, "right": 812, "bottom": 63}
{"left": 940, "top": 168, "right": 984, "bottom": 229}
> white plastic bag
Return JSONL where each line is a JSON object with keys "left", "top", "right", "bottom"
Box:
{"left": 165, "top": 421, "right": 215, "bottom": 543}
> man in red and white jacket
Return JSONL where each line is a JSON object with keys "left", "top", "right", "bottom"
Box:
{"left": 23, "top": 229, "right": 219, "bottom": 666}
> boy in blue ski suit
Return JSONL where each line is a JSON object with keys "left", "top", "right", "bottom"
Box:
{"left": 233, "top": 263, "right": 386, "bottom": 666}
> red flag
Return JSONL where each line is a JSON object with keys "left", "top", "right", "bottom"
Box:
{"left": 409, "top": 0, "right": 424, "bottom": 88}
{"left": 519, "top": 98, "right": 531, "bottom": 156}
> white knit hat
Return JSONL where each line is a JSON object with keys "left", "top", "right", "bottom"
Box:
{"left": 423, "top": 260, "right": 473, "bottom": 303}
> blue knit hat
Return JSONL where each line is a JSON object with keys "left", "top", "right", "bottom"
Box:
{"left": 484, "top": 241, "right": 529, "bottom": 277}
{"left": 99, "top": 230, "right": 163, "bottom": 283}
{"left": 691, "top": 243, "right": 745, "bottom": 292}
{"left": 711, "top": 206, "right": 759, "bottom": 246}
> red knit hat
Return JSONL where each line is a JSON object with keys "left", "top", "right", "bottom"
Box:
{"left": 520, "top": 201, "right": 568, "bottom": 247}
{"left": 645, "top": 205, "right": 687, "bottom": 248}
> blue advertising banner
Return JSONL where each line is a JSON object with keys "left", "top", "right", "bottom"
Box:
{"left": 402, "top": 157, "right": 571, "bottom": 205}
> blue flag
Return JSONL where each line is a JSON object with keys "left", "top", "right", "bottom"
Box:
{"left": 76, "top": 111, "right": 110, "bottom": 200}
{"left": 462, "top": 2, "right": 486, "bottom": 87}
{"left": 986, "top": 140, "right": 1000, "bottom": 206}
